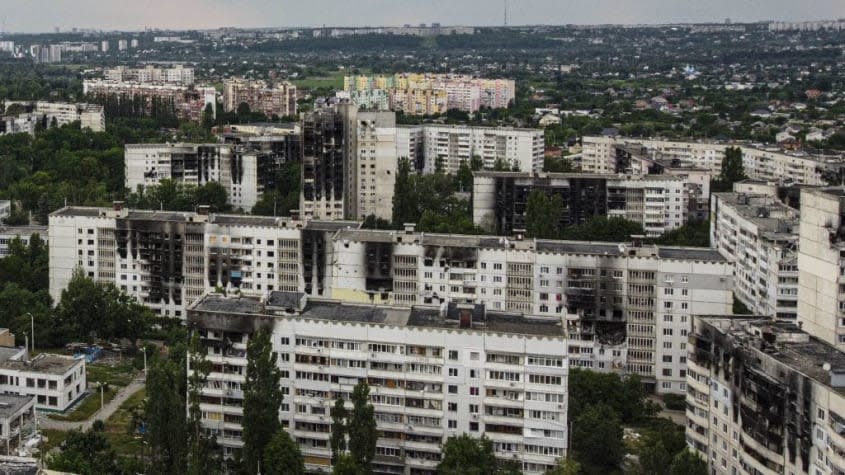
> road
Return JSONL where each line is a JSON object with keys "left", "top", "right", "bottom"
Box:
{"left": 39, "top": 377, "right": 145, "bottom": 432}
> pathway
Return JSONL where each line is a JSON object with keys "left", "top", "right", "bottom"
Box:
{"left": 39, "top": 377, "right": 145, "bottom": 432}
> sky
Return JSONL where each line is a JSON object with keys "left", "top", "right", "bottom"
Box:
{"left": 2, "top": 0, "right": 845, "bottom": 33}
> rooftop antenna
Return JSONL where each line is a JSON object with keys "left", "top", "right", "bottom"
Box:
{"left": 504, "top": 0, "right": 508, "bottom": 27}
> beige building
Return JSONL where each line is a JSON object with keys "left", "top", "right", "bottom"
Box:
{"left": 222, "top": 79, "right": 297, "bottom": 118}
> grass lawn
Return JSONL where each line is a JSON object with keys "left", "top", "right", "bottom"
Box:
{"left": 292, "top": 74, "right": 345, "bottom": 90}
{"left": 40, "top": 428, "right": 69, "bottom": 453}
{"left": 47, "top": 387, "right": 119, "bottom": 422}
{"left": 104, "top": 387, "right": 145, "bottom": 457}
{"left": 86, "top": 363, "right": 138, "bottom": 388}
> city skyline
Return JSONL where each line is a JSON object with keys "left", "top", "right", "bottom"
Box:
{"left": 2, "top": 0, "right": 845, "bottom": 33}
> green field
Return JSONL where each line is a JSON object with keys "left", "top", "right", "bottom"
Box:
{"left": 48, "top": 387, "right": 119, "bottom": 422}
{"left": 104, "top": 388, "right": 146, "bottom": 457}
{"left": 291, "top": 74, "right": 345, "bottom": 90}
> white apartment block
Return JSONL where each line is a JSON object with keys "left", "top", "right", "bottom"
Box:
{"left": 397, "top": 125, "right": 544, "bottom": 175}
{"left": 105, "top": 65, "right": 195, "bottom": 85}
{"left": 687, "top": 316, "right": 845, "bottom": 475}
{"left": 0, "top": 226, "right": 47, "bottom": 258}
{"left": 0, "top": 394, "right": 35, "bottom": 455}
{"left": 797, "top": 187, "right": 845, "bottom": 352}
{"left": 351, "top": 112, "right": 397, "bottom": 221}
{"left": 0, "top": 347, "right": 86, "bottom": 412}
{"left": 125, "top": 143, "right": 288, "bottom": 211}
{"left": 1, "top": 101, "right": 105, "bottom": 133}
{"left": 582, "top": 136, "right": 845, "bottom": 186}
{"left": 472, "top": 172, "right": 696, "bottom": 237}
{"left": 49, "top": 207, "right": 731, "bottom": 394}
{"left": 189, "top": 292, "right": 568, "bottom": 474}
{"left": 710, "top": 187, "right": 799, "bottom": 320}
{"left": 0, "top": 202, "right": 9, "bottom": 222}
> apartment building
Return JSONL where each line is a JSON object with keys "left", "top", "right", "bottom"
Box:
{"left": 581, "top": 136, "right": 845, "bottom": 186}
{"left": 83, "top": 80, "right": 216, "bottom": 122}
{"left": 0, "top": 226, "right": 47, "bottom": 257}
{"left": 472, "top": 172, "right": 697, "bottom": 237}
{"left": 710, "top": 186, "right": 799, "bottom": 320}
{"left": 350, "top": 112, "right": 397, "bottom": 221}
{"left": 0, "top": 202, "right": 9, "bottom": 222}
{"left": 344, "top": 74, "right": 515, "bottom": 114}
{"left": 104, "top": 65, "right": 195, "bottom": 85}
{"left": 1, "top": 101, "right": 105, "bottom": 133}
{"left": 300, "top": 104, "right": 355, "bottom": 220}
{"left": 0, "top": 346, "right": 86, "bottom": 412}
{"left": 125, "top": 142, "right": 298, "bottom": 211}
{"left": 797, "top": 187, "right": 845, "bottom": 352}
{"left": 687, "top": 316, "right": 845, "bottom": 475}
{"left": 222, "top": 79, "right": 297, "bottom": 118}
{"left": 49, "top": 205, "right": 731, "bottom": 392}
{"left": 396, "top": 125, "right": 544, "bottom": 175}
{"left": 189, "top": 291, "right": 568, "bottom": 474}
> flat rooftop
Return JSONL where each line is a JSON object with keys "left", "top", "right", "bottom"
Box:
{"left": 190, "top": 293, "right": 565, "bottom": 338}
{"left": 700, "top": 316, "right": 845, "bottom": 394}
{"left": 0, "top": 394, "right": 33, "bottom": 420}
{"left": 713, "top": 192, "right": 799, "bottom": 237}
{"left": 0, "top": 354, "right": 80, "bottom": 375}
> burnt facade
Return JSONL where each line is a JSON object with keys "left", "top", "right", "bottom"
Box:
{"left": 301, "top": 104, "right": 355, "bottom": 220}
{"left": 686, "top": 317, "right": 845, "bottom": 475}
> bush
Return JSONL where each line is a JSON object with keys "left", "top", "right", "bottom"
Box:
{"left": 663, "top": 394, "right": 686, "bottom": 411}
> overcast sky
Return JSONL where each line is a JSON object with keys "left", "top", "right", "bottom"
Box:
{"left": 3, "top": 0, "right": 845, "bottom": 33}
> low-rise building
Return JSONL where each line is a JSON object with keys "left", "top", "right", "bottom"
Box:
{"left": 0, "top": 226, "right": 47, "bottom": 258}
{"left": 0, "top": 394, "right": 35, "bottom": 455}
{"left": 0, "top": 347, "right": 86, "bottom": 412}
{"left": 189, "top": 291, "right": 568, "bottom": 474}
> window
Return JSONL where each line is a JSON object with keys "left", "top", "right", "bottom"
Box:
{"left": 469, "top": 404, "right": 479, "bottom": 414}
{"left": 469, "top": 387, "right": 479, "bottom": 396}
{"left": 280, "top": 337, "right": 290, "bottom": 345}
{"left": 448, "top": 368, "right": 458, "bottom": 377}
{"left": 662, "top": 369, "right": 672, "bottom": 376}
{"left": 448, "top": 350, "right": 458, "bottom": 360}
{"left": 470, "top": 352, "right": 479, "bottom": 361}
{"left": 448, "top": 402, "right": 457, "bottom": 412}
{"left": 448, "top": 420, "right": 457, "bottom": 429}
{"left": 448, "top": 385, "right": 458, "bottom": 394}
{"left": 469, "top": 421, "right": 479, "bottom": 432}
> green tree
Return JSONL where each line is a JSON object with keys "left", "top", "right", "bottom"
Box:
{"left": 330, "top": 397, "right": 348, "bottom": 464}
{"left": 560, "top": 216, "right": 645, "bottom": 243}
{"left": 653, "top": 220, "right": 710, "bottom": 247}
{"left": 544, "top": 156, "right": 577, "bottom": 173}
{"left": 347, "top": 381, "right": 377, "bottom": 471}
{"left": 361, "top": 215, "right": 392, "bottom": 230}
{"left": 194, "top": 182, "right": 231, "bottom": 212}
{"left": 145, "top": 357, "right": 188, "bottom": 474}
{"left": 638, "top": 440, "right": 673, "bottom": 475}
{"left": 438, "top": 435, "right": 498, "bottom": 475}
{"left": 187, "top": 332, "right": 221, "bottom": 475}
{"left": 333, "top": 453, "right": 365, "bottom": 475}
{"left": 546, "top": 458, "right": 582, "bottom": 475}
{"left": 47, "top": 424, "right": 122, "bottom": 474}
{"left": 525, "top": 190, "right": 563, "bottom": 239}
{"left": 263, "top": 429, "right": 305, "bottom": 475}
{"left": 713, "top": 146, "right": 746, "bottom": 192}
{"left": 571, "top": 404, "right": 624, "bottom": 473}
{"left": 201, "top": 103, "right": 215, "bottom": 130}
{"left": 456, "top": 159, "right": 474, "bottom": 192}
{"left": 242, "top": 328, "right": 284, "bottom": 474}
{"left": 668, "top": 450, "right": 708, "bottom": 475}
{"left": 55, "top": 268, "right": 151, "bottom": 344}
{"left": 391, "top": 158, "right": 415, "bottom": 225}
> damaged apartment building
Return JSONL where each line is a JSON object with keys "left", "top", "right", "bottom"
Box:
{"left": 188, "top": 291, "right": 568, "bottom": 474}
{"left": 472, "top": 171, "right": 703, "bottom": 237}
{"left": 49, "top": 205, "right": 732, "bottom": 394}
{"left": 124, "top": 128, "right": 301, "bottom": 211}
{"left": 687, "top": 186, "right": 845, "bottom": 474}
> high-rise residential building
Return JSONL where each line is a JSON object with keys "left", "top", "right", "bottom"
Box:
{"left": 350, "top": 112, "right": 397, "bottom": 220}
{"left": 189, "top": 292, "right": 569, "bottom": 473}
{"left": 83, "top": 81, "right": 214, "bottom": 122}
{"left": 50, "top": 206, "right": 732, "bottom": 394}
{"left": 222, "top": 79, "right": 297, "bottom": 118}
{"left": 117, "top": 39, "right": 128, "bottom": 51}
{"left": 124, "top": 138, "right": 300, "bottom": 211}
{"left": 397, "top": 124, "right": 544, "bottom": 175}
{"left": 130, "top": 39, "right": 139, "bottom": 48}
{"left": 710, "top": 184, "right": 799, "bottom": 320}
{"left": 100, "top": 40, "right": 109, "bottom": 52}
{"left": 687, "top": 316, "right": 845, "bottom": 475}
{"left": 344, "top": 74, "right": 515, "bottom": 115}
{"left": 797, "top": 187, "right": 845, "bottom": 350}
{"left": 300, "top": 104, "right": 355, "bottom": 220}
{"left": 472, "top": 172, "right": 699, "bottom": 237}
{"left": 581, "top": 136, "right": 845, "bottom": 186}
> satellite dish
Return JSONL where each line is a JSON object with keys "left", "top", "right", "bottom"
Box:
{"left": 824, "top": 363, "right": 832, "bottom": 372}
{"left": 618, "top": 244, "right": 627, "bottom": 254}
